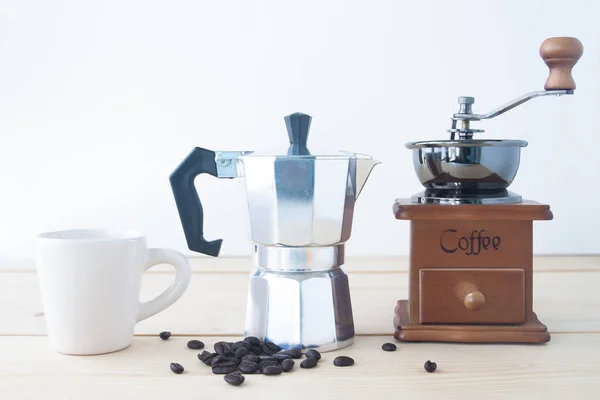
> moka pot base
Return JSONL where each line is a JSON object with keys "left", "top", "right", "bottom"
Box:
{"left": 243, "top": 244, "right": 355, "bottom": 352}
{"left": 391, "top": 198, "right": 552, "bottom": 344}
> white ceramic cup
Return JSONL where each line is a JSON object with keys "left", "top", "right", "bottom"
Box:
{"left": 35, "top": 229, "right": 191, "bottom": 355}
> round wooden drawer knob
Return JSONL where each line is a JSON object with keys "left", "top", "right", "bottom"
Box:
{"left": 464, "top": 291, "right": 486, "bottom": 311}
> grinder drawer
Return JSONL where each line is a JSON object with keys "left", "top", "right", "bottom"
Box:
{"left": 419, "top": 268, "right": 525, "bottom": 324}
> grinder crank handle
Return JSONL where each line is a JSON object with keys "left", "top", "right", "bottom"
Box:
{"left": 169, "top": 147, "right": 223, "bottom": 257}
{"left": 453, "top": 36, "right": 584, "bottom": 122}
{"left": 540, "top": 37, "right": 584, "bottom": 90}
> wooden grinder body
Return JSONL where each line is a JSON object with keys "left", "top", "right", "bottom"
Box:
{"left": 393, "top": 200, "right": 553, "bottom": 343}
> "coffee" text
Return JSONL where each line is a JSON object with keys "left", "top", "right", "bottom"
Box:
{"left": 439, "top": 229, "right": 501, "bottom": 256}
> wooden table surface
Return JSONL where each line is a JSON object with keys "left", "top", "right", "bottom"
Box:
{"left": 2, "top": 256, "right": 599, "bottom": 399}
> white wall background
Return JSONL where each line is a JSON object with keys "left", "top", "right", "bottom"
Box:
{"left": 0, "top": 0, "right": 598, "bottom": 263}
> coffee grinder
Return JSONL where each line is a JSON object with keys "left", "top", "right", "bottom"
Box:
{"left": 393, "top": 37, "right": 583, "bottom": 343}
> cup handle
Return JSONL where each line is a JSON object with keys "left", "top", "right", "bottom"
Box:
{"left": 137, "top": 248, "right": 192, "bottom": 322}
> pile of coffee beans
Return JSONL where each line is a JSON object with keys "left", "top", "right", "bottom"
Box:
{"left": 165, "top": 334, "right": 439, "bottom": 382}
{"left": 168, "top": 335, "right": 329, "bottom": 386}
{"left": 197, "top": 337, "right": 321, "bottom": 381}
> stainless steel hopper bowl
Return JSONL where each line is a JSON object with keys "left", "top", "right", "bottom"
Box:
{"left": 407, "top": 139, "right": 527, "bottom": 191}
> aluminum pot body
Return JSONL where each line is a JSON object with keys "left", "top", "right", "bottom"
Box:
{"left": 168, "top": 112, "right": 379, "bottom": 258}
{"left": 241, "top": 155, "right": 378, "bottom": 247}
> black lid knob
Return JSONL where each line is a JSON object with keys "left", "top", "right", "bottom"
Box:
{"left": 285, "top": 112, "right": 312, "bottom": 155}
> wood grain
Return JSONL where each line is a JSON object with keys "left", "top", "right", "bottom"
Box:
{"left": 394, "top": 200, "right": 553, "bottom": 221}
{"left": 408, "top": 219, "right": 536, "bottom": 326}
{"left": 540, "top": 36, "right": 584, "bottom": 90}
{"left": 395, "top": 300, "right": 550, "bottom": 343}
{"left": 4, "top": 255, "right": 600, "bottom": 273}
{"left": 419, "top": 268, "right": 526, "bottom": 324}
{"left": 0, "top": 335, "right": 598, "bottom": 400}
{"left": 3, "top": 268, "right": 599, "bottom": 336}
{"left": 1, "top": 256, "right": 600, "bottom": 398}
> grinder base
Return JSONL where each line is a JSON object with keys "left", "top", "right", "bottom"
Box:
{"left": 393, "top": 300, "right": 550, "bottom": 343}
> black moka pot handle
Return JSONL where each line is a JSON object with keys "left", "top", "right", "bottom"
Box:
{"left": 169, "top": 147, "right": 223, "bottom": 257}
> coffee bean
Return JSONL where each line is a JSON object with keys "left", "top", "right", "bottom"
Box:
{"left": 260, "top": 342, "right": 281, "bottom": 355}
{"left": 213, "top": 364, "right": 238, "bottom": 374}
{"left": 284, "top": 348, "right": 303, "bottom": 359}
{"left": 262, "top": 365, "right": 282, "bottom": 375}
{"left": 239, "top": 360, "right": 259, "bottom": 374}
{"left": 241, "top": 354, "right": 261, "bottom": 364}
{"left": 231, "top": 340, "right": 251, "bottom": 352}
{"left": 249, "top": 345, "right": 263, "bottom": 355}
{"left": 198, "top": 351, "right": 217, "bottom": 366}
{"left": 243, "top": 336, "right": 261, "bottom": 346}
{"left": 300, "top": 358, "right": 318, "bottom": 369}
{"left": 424, "top": 360, "right": 437, "bottom": 373}
{"left": 214, "top": 341, "right": 232, "bottom": 355}
{"left": 305, "top": 349, "right": 321, "bottom": 360}
{"left": 224, "top": 371, "right": 245, "bottom": 386}
{"left": 159, "top": 331, "right": 171, "bottom": 340}
{"left": 333, "top": 356, "right": 354, "bottom": 367}
{"left": 211, "top": 356, "right": 238, "bottom": 374}
{"left": 258, "top": 360, "right": 279, "bottom": 372}
{"left": 281, "top": 359, "right": 295, "bottom": 372}
{"left": 272, "top": 352, "right": 292, "bottom": 361}
{"left": 234, "top": 347, "right": 249, "bottom": 359}
{"left": 382, "top": 343, "right": 397, "bottom": 352}
{"left": 259, "top": 356, "right": 279, "bottom": 363}
{"left": 211, "top": 355, "right": 230, "bottom": 366}
{"left": 170, "top": 362, "right": 184, "bottom": 374}
{"left": 187, "top": 340, "right": 205, "bottom": 350}
{"left": 212, "top": 355, "right": 240, "bottom": 369}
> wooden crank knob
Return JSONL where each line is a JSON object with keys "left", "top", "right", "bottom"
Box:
{"left": 540, "top": 37, "right": 583, "bottom": 90}
{"left": 464, "top": 291, "right": 486, "bottom": 311}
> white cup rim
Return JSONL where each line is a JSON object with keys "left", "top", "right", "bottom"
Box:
{"left": 36, "top": 228, "right": 146, "bottom": 242}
